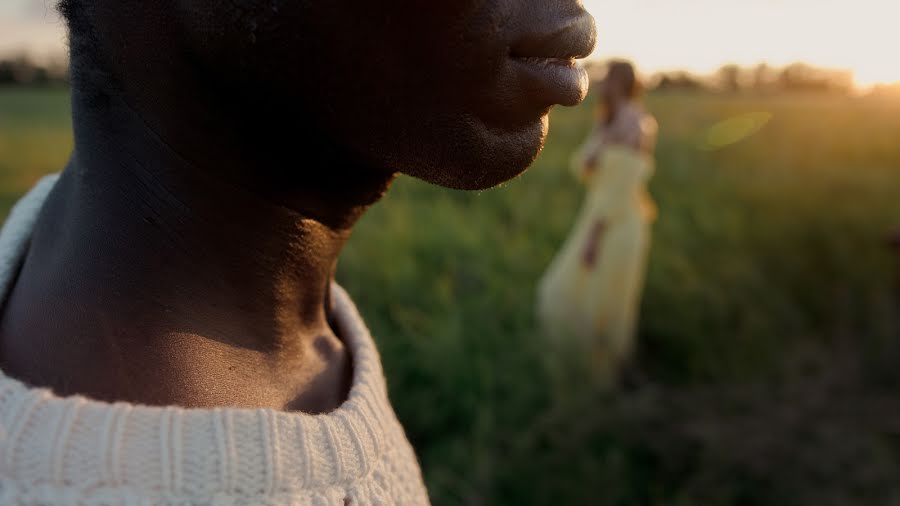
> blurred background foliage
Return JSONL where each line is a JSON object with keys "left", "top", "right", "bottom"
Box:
{"left": 2, "top": 83, "right": 899, "bottom": 505}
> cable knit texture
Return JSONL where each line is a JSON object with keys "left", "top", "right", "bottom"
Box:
{"left": 0, "top": 175, "right": 430, "bottom": 505}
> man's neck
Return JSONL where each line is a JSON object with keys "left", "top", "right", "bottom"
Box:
{"left": 0, "top": 87, "right": 394, "bottom": 412}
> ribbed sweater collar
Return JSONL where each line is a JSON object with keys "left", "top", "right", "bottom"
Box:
{"left": 0, "top": 174, "right": 395, "bottom": 497}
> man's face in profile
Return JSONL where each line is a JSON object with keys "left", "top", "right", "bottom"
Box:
{"left": 170, "top": 0, "right": 595, "bottom": 190}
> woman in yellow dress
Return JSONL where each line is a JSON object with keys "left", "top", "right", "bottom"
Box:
{"left": 537, "top": 61, "right": 658, "bottom": 376}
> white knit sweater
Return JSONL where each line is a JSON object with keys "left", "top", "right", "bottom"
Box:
{"left": 0, "top": 175, "right": 430, "bottom": 505}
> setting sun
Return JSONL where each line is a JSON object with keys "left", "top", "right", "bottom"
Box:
{"left": 585, "top": 0, "right": 900, "bottom": 88}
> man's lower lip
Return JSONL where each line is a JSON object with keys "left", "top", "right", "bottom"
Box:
{"left": 510, "top": 57, "right": 589, "bottom": 107}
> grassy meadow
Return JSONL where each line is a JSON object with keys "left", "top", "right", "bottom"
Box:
{"left": 2, "top": 86, "right": 900, "bottom": 505}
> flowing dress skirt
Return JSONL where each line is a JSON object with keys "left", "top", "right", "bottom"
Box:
{"left": 537, "top": 146, "right": 656, "bottom": 372}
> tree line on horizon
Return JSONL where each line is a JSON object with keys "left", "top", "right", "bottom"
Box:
{"left": 1, "top": 54, "right": 899, "bottom": 97}
{"left": 660, "top": 62, "right": 854, "bottom": 94}
{"left": 0, "top": 55, "right": 68, "bottom": 87}
{"left": 590, "top": 61, "right": 900, "bottom": 96}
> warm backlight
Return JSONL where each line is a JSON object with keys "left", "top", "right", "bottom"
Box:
{"left": 585, "top": 0, "right": 900, "bottom": 88}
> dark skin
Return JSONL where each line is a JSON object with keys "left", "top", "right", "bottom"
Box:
{"left": 0, "top": 0, "right": 595, "bottom": 413}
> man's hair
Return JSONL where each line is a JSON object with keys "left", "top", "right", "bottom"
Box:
{"left": 57, "top": 0, "right": 90, "bottom": 59}
{"left": 57, "top": 0, "right": 79, "bottom": 23}
{"left": 58, "top": 0, "right": 115, "bottom": 99}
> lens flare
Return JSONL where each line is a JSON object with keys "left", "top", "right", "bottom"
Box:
{"left": 700, "top": 112, "right": 772, "bottom": 151}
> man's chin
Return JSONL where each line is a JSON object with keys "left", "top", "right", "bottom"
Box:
{"left": 406, "top": 116, "right": 549, "bottom": 191}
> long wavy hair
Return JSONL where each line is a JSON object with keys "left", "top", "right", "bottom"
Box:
{"left": 606, "top": 60, "right": 642, "bottom": 99}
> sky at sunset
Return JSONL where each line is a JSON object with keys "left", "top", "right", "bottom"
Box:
{"left": 2, "top": 0, "right": 899, "bottom": 87}
{"left": 586, "top": 0, "right": 900, "bottom": 87}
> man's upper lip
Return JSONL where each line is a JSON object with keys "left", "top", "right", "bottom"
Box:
{"left": 510, "top": 13, "right": 597, "bottom": 60}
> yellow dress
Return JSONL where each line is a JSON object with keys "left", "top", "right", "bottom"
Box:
{"left": 537, "top": 135, "right": 657, "bottom": 371}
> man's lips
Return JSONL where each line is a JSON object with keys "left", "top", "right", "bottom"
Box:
{"left": 510, "top": 14, "right": 597, "bottom": 61}
{"left": 509, "top": 57, "right": 589, "bottom": 107}
{"left": 508, "top": 13, "right": 597, "bottom": 107}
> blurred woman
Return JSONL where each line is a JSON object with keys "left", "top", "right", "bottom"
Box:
{"left": 537, "top": 61, "right": 658, "bottom": 378}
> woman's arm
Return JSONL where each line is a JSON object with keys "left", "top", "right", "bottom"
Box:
{"left": 640, "top": 115, "right": 659, "bottom": 155}
{"left": 582, "top": 219, "right": 608, "bottom": 268}
{"left": 571, "top": 124, "right": 606, "bottom": 181}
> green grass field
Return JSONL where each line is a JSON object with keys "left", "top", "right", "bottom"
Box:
{"left": 2, "top": 87, "right": 900, "bottom": 505}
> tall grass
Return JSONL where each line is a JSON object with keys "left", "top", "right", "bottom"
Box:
{"left": 2, "top": 87, "right": 899, "bottom": 505}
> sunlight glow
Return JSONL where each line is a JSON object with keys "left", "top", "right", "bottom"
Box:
{"left": 2, "top": 0, "right": 899, "bottom": 88}
{"left": 584, "top": 0, "right": 900, "bottom": 88}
